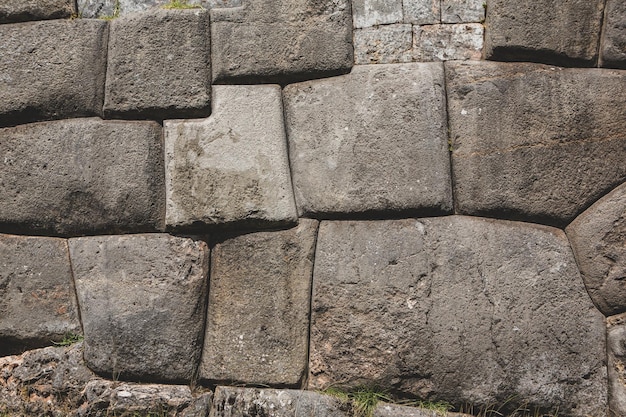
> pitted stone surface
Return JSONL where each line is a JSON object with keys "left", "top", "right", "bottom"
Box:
{"left": 164, "top": 85, "right": 297, "bottom": 231}
{"left": 483, "top": 0, "right": 604, "bottom": 66}
{"left": 104, "top": 8, "right": 211, "bottom": 120}
{"left": 0, "top": 235, "right": 80, "bottom": 356}
{"left": 600, "top": 0, "right": 626, "bottom": 69}
{"left": 354, "top": 25, "right": 414, "bottom": 65}
{"left": 0, "top": 118, "right": 165, "bottom": 236}
{"left": 413, "top": 24, "right": 483, "bottom": 61}
{"left": 566, "top": 182, "right": 626, "bottom": 316}
{"left": 69, "top": 234, "right": 209, "bottom": 382}
{"left": 403, "top": 0, "right": 440, "bottom": 25}
{"left": 200, "top": 220, "right": 318, "bottom": 386}
{"left": 0, "top": 0, "right": 74, "bottom": 23}
{"left": 608, "top": 314, "right": 626, "bottom": 417}
{"left": 0, "top": 20, "right": 107, "bottom": 127}
{"left": 309, "top": 216, "right": 606, "bottom": 416}
{"left": 211, "top": 0, "right": 353, "bottom": 83}
{"left": 374, "top": 403, "right": 471, "bottom": 417}
{"left": 77, "top": 0, "right": 241, "bottom": 18}
{"left": 441, "top": 0, "right": 485, "bottom": 23}
{"left": 446, "top": 61, "right": 626, "bottom": 227}
{"left": 284, "top": 63, "right": 452, "bottom": 218}
{"left": 352, "top": 0, "right": 403, "bottom": 28}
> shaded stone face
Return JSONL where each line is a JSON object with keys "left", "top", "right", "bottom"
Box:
{"left": 69, "top": 234, "right": 209, "bottom": 383}
{"left": 600, "top": 0, "right": 626, "bottom": 69}
{"left": 309, "top": 216, "right": 606, "bottom": 416}
{"left": 0, "top": 0, "right": 75, "bottom": 23}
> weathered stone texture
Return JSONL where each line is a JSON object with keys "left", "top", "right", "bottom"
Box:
{"left": 441, "top": 0, "right": 485, "bottom": 23}
{"left": 310, "top": 217, "right": 606, "bottom": 415}
{"left": 608, "top": 314, "right": 626, "bottom": 417}
{"left": 484, "top": 0, "right": 605, "bottom": 66}
{"left": 0, "top": 118, "right": 165, "bottom": 236}
{"left": 354, "top": 25, "right": 414, "bottom": 65}
{"left": 104, "top": 8, "right": 211, "bottom": 120}
{"left": 352, "top": 0, "right": 403, "bottom": 28}
{"left": 0, "top": 235, "right": 80, "bottom": 355}
{"left": 0, "top": 0, "right": 74, "bottom": 23}
{"left": 600, "top": 0, "right": 626, "bottom": 69}
{"left": 403, "top": 0, "right": 440, "bottom": 25}
{"left": 200, "top": 220, "right": 318, "bottom": 386}
{"left": 164, "top": 85, "right": 297, "bottom": 231}
{"left": 284, "top": 63, "right": 452, "bottom": 218}
{"left": 413, "top": 24, "right": 483, "bottom": 61}
{"left": 447, "top": 61, "right": 626, "bottom": 226}
{"left": 567, "top": 182, "right": 626, "bottom": 316}
{"left": 211, "top": 0, "right": 353, "bottom": 83}
{"left": 0, "top": 20, "right": 107, "bottom": 127}
{"left": 69, "top": 234, "right": 209, "bottom": 382}
{"left": 374, "top": 403, "right": 471, "bottom": 417}
{"left": 77, "top": 0, "right": 241, "bottom": 18}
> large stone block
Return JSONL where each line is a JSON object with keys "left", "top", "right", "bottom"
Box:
{"left": 0, "top": 235, "right": 81, "bottom": 355}
{"left": 200, "top": 220, "right": 318, "bottom": 386}
{"left": 446, "top": 61, "right": 626, "bottom": 227}
{"left": 566, "top": 182, "right": 626, "bottom": 316}
{"left": 352, "top": 0, "right": 403, "bottom": 28}
{"left": 483, "top": 0, "right": 604, "bottom": 66}
{"left": 600, "top": 0, "right": 626, "bottom": 69}
{"left": 211, "top": 0, "right": 353, "bottom": 84}
{"left": 0, "top": 20, "right": 107, "bottom": 127}
{"left": 0, "top": 118, "right": 165, "bottom": 236}
{"left": 353, "top": 24, "right": 414, "bottom": 65}
{"left": 283, "top": 63, "right": 452, "bottom": 218}
{"left": 413, "top": 24, "right": 483, "bottom": 61}
{"left": 310, "top": 216, "right": 606, "bottom": 416}
{"left": 441, "top": 0, "right": 485, "bottom": 23}
{"left": 0, "top": 0, "right": 74, "bottom": 23}
{"left": 77, "top": 0, "right": 241, "bottom": 18}
{"left": 164, "top": 85, "right": 297, "bottom": 231}
{"left": 69, "top": 234, "right": 209, "bottom": 382}
{"left": 104, "top": 8, "right": 211, "bottom": 120}
{"left": 608, "top": 314, "right": 626, "bottom": 417}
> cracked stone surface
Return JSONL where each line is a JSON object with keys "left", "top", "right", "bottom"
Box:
{"left": 309, "top": 216, "right": 606, "bottom": 416}
{"left": 0, "top": 0, "right": 74, "bottom": 23}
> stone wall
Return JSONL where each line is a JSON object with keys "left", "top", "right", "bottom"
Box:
{"left": 0, "top": 0, "right": 625, "bottom": 416}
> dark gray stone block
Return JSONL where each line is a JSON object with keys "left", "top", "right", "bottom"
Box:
{"left": 0, "top": 0, "right": 75, "bottom": 23}
{"left": 600, "top": 0, "right": 626, "bottom": 69}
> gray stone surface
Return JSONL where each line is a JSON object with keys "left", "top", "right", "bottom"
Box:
{"left": 211, "top": 0, "right": 353, "bottom": 83}
{"left": 483, "top": 0, "right": 604, "bottom": 66}
{"left": 211, "top": 387, "right": 348, "bottom": 417}
{"left": 446, "top": 61, "right": 626, "bottom": 227}
{"left": 352, "top": 0, "right": 403, "bottom": 28}
{"left": 441, "top": 0, "right": 485, "bottom": 23}
{"left": 0, "top": 118, "right": 165, "bottom": 236}
{"left": 164, "top": 85, "right": 297, "bottom": 231}
{"left": 309, "top": 216, "right": 606, "bottom": 416}
{"left": 0, "top": 0, "right": 74, "bottom": 23}
{"left": 600, "top": 0, "right": 626, "bottom": 69}
{"left": 0, "top": 235, "right": 80, "bottom": 355}
{"left": 354, "top": 25, "right": 414, "bottom": 65}
{"left": 374, "top": 403, "right": 471, "bottom": 417}
{"left": 69, "top": 234, "right": 209, "bottom": 382}
{"left": 566, "top": 182, "right": 626, "bottom": 316}
{"left": 0, "top": 20, "right": 107, "bottom": 127}
{"left": 200, "top": 220, "right": 318, "bottom": 386}
{"left": 104, "top": 8, "right": 211, "bottom": 120}
{"left": 403, "top": 0, "right": 440, "bottom": 25}
{"left": 608, "top": 313, "right": 626, "bottom": 417}
{"left": 283, "top": 63, "right": 452, "bottom": 218}
{"left": 413, "top": 24, "right": 483, "bottom": 61}
{"left": 77, "top": 0, "right": 241, "bottom": 18}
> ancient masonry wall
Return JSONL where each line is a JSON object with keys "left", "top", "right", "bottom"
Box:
{"left": 0, "top": 0, "right": 625, "bottom": 416}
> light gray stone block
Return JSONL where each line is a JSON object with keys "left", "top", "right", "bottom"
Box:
{"left": 200, "top": 220, "right": 318, "bottom": 386}
{"left": 567, "top": 182, "right": 626, "bottom": 316}
{"left": 0, "top": 0, "right": 74, "bottom": 23}
{"left": 403, "top": 0, "right": 440, "bottom": 25}
{"left": 309, "top": 216, "right": 606, "bottom": 416}
{"left": 441, "top": 0, "right": 485, "bottom": 23}
{"left": 0, "top": 20, "right": 107, "bottom": 127}
{"left": 0, "top": 235, "right": 81, "bottom": 356}
{"left": 211, "top": 0, "right": 353, "bottom": 83}
{"left": 446, "top": 61, "right": 626, "bottom": 227}
{"left": 77, "top": 0, "right": 241, "bottom": 18}
{"left": 69, "top": 234, "right": 209, "bottom": 382}
{"left": 354, "top": 24, "right": 414, "bottom": 64}
{"left": 352, "top": 0, "right": 403, "bottom": 28}
{"left": 608, "top": 313, "right": 626, "bottom": 417}
{"left": 164, "top": 85, "right": 297, "bottom": 231}
{"left": 600, "top": 0, "right": 626, "bottom": 69}
{"left": 413, "top": 23, "right": 483, "bottom": 61}
{"left": 283, "top": 63, "right": 452, "bottom": 218}
{"left": 374, "top": 403, "right": 471, "bottom": 417}
{"left": 0, "top": 118, "right": 165, "bottom": 236}
{"left": 104, "top": 8, "right": 211, "bottom": 119}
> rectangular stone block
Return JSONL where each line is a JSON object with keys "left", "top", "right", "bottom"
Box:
{"left": 352, "top": 0, "right": 403, "bottom": 28}
{"left": 403, "top": 0, "right": 440, "bottom": 25}
{"left": 283, "top": 63, "right": 452, "bottom": 218}
{"left": 200, "top": 220, "right": 318, "bottom": 386}
{"left": 413, "top": 23, "right": 483, "bottom": 61}
{"left": 69, "top": 234, "right": 209, "bottom": 382}
{"left": 0, "top": 20, "right": 107, "bottom": 127}
{"left": 0, "top": 0, "right": 74, "bottom": 23}
{"left": 600, "top": 0, "right": 626, "bottom": 69}
{"left": 78, "top": 0, "right": 241, "bottom": 18}
{"left": 164, "top": 85, "right": 297, "bottom": 231}
{"left": 441, "top": 0, "right": 484, "bottom": 23}
{"left": 354, "top": 24, "right": 414, "bottom": 65}
{"left": 104, "top": 8, "right": 211, "bottom": 119}
{"left": 0, "top": 118, "right": 165, "bottom": 236}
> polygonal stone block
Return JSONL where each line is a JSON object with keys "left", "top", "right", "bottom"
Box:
{"left": 0, "top": 0, "right": 74, "bottom": 23}
{"left": 353, "top": 24, "right": 413, "bottom": 65}
{"left": 352, "top": 0, "right": 403, "bottom": 28}
{"left": 600, "top": 0, "right": 626, "bottom": 69}
{"left": 413, "top": 23, "right": 483, "bottom": 61}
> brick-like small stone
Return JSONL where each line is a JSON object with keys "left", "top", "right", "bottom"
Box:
{"left": 354, "top": 24, "right": 414, "bottom": 65}
{"left": 0, "top": 235, "right": 80, "bottom": 356}
{"left": 0, "top": 0, "right": 74, "bottom": 23}
{"left": 352, "top": 0, "right": 403, "bottom": 28}
{"left": 200, "top": 220, "right": 318, "bottom": 386}
{"left": 600, "top": 0, "right": 626, "bottom": 69}
{"left": 441, "top": 0, "right": 485, "bottom": 23}
{"left": 403, "top": 0, "right": 440, "bottom": 25}
{"left": 0, "top": 20, "right": 107, "bottom": 127}
{"left": 104, "top": 8, "right": 211, "bottom": 119}
{"left": 164, "top": 85, "right": 297, "bottom": 231}
{"left": 413, "top": 23, "right": 483, "bottom": 61}
{"left": 283, "top": 63, "right": 452, "bottom": 218}
{"left": 0, "top": 118, "right": 165, "bottom": 236}
{"left": 69, "top": 234, "right": 209, "bottom": 382}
